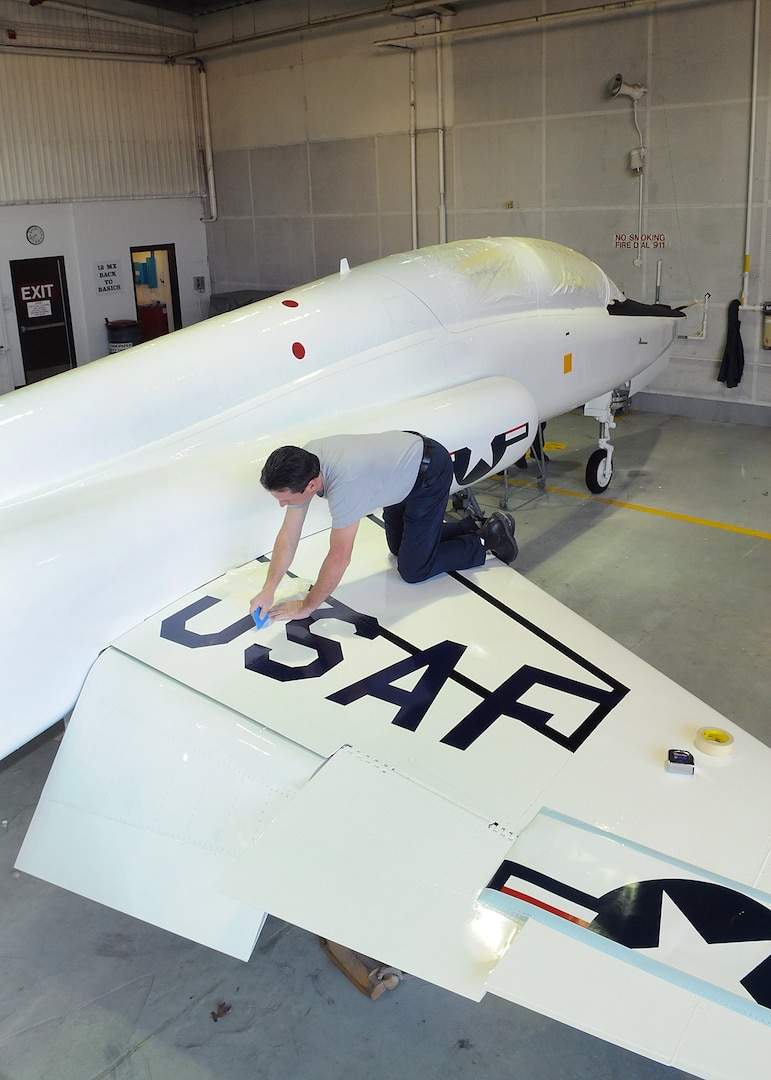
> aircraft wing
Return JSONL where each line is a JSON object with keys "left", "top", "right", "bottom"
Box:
{"left": 17, "top": 517, "right": 771, "bottom": 1079}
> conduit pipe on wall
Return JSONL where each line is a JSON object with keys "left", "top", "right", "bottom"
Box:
{"left": 383, "top": 42, "right": 418, "bottom": 250}
{"left": 376, "top": 0, "right": 723, "bottom": 48}
{"left": 196, "top": 60, "right": 218, "bottom": 224}
{"left": 409, "top": 43, "right": 418, "bottom": 249}
{"left": 0, "top": 45, "right": 192, "bottom": 62}
{"left": 435, "top": 14, "right": 447, "bottom": 245}
{"left": 627, "top": 95, "right": 647, "bottom": 270}
{"left": 734, "top": 0, "right": 760, "bottom": 306}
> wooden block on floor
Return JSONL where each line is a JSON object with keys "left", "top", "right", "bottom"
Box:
{"left": 320, "top": 939, "right": 401, "bottom": 1000}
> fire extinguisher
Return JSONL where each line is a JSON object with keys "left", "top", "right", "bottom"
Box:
{"left": 764, "top": 302, "right": 771, "bottom": 350}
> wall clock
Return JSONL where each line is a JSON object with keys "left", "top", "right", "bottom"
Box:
{"left": 26, "top": 225, "right": 45, "bottom": 245}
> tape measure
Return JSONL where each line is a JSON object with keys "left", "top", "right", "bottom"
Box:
{"left": 694, "top": 727, "right": 735, "bottom": 757}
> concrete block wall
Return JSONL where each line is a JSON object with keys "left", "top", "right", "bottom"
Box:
{"left": 200, "top": 0, "right": 771, "bottom": 423}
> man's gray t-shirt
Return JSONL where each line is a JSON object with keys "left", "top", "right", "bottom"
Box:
{"left": 304, "top": 432, "right": 423, "bottom": 529}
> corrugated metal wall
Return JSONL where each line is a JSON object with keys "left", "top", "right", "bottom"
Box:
{"left": 0, "top": 54, "right": 204, "bottom": 204}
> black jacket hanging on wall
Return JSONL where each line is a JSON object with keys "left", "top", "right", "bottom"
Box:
{"left": 717, "top": 299, "right": 745, "bottom": 388}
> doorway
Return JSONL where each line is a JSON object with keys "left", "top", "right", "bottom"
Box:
{"left": 10, "top": 256, "right": 76, "bottom": 384}
{"left": 131, "top": 244, "right": 182, "bottom": 341}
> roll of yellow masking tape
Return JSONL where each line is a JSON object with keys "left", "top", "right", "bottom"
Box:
{"left": 694, "top": 727, "right": 735, "bottom": 757}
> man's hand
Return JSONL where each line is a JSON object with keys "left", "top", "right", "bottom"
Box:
{"left": 249, "top": 590, "right": 274, "bottom": 620}
{"left": 266, "top": 598, "right": 313, "bottom": 622}
{"left": 249, "top": 591, "right": 309, "bottom": 624}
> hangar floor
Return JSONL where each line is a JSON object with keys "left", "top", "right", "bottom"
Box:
{"left": 1, "top": 408, "right": 769, "bottom": 1080}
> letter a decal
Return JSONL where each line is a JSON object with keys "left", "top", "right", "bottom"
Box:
{"left": 328, "top": 640, "right": 466, "bottom": 731}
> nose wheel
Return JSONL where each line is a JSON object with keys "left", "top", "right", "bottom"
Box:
{"left": 585, "top": 447, "right": 613, "bottom": 493}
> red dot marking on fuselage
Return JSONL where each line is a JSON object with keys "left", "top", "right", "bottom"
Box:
{"left": 292, "top": 342, "right": 306, "bottom": 359}
{"left": 282, "top": 299, "right": 299, "bottom": 307}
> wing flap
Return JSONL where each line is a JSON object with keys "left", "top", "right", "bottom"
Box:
{"left": 215, "top": 747, "right": 514, "bottom": 997}
{"left": 16, "top": 648, "right": 322, "bottom": 959}
{"left": 218, "top": 744, "right": 515, "bottom": 1000}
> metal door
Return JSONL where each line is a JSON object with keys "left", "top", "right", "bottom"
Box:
{"left": 10, "top": 256, "right": 76, "bottom": 384}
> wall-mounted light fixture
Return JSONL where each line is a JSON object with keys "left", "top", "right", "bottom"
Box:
{"left": 608, "top": 73, "right": 648, "bottom": 101}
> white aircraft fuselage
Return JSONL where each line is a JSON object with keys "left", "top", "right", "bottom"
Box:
{"left": 0, "top": 237, "right": 680, "bottom": 759}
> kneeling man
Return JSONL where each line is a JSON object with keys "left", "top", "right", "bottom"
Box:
{"left": 250, "top": 431, "right": 516, "bottom": 623}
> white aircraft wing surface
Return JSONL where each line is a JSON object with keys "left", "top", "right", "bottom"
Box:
{"left": 17, "top": 517, "right": 771, "bottom": 1079}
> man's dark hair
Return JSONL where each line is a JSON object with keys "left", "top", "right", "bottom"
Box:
{"left": 260, "top": 445, "right": 321, "bottom": 493}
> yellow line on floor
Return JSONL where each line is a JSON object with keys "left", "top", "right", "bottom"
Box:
{"left": 503, "top": 477, "right": 771, "bottom": 540}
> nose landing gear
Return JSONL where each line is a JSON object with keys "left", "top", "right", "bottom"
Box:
{"left": 583, "top": 385, "right": 628, "bottom": 493}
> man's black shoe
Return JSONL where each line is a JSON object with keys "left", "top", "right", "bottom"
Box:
{"left": 479, "top": 511, "right": 517, "bottom": 563}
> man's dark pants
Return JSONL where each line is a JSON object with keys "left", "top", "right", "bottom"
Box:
{"left": 383, "top": 436, "right": 485, "bottom": 583}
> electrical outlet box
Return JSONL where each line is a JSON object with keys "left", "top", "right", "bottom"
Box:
{"left": 193, "top": 276, "right": 205, "bottom": 292}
